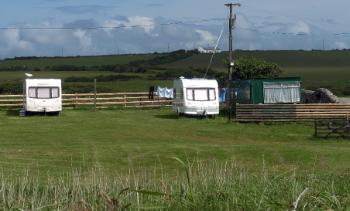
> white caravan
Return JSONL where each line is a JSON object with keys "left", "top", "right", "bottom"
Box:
{"left": 24, "top": 79, "right": 62, "bottom": 114}
{"left": 173, "top": 78, "right": 219, "bottom": 116}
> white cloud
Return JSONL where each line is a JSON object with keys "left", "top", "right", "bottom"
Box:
{"left": 1, "top": 14, "right": 350, "bottom": 58}
{"left": 3, "top": 29, "right": 32, "bottom": 50}
{"left": 73, "top": 29, "right": 92, "bottom": 50}
{"left": 195, "top": 29, "right": 216, "bottom": 46}
{"left": 334, "top": 41, "right": 348, "bottom": 49}
{"left": 103, "top": 16, "right": 155, "bottom": 34}
{"left": 25, "top": 22, "right": 67, "bottom": 45}
{"left": 288, "top": 21, "right": 311, "bottom": 34}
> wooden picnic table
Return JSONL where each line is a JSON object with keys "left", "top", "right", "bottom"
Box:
{"left": 325, "top": 120, "right": 350, "bottom": 139}
{"left": 315, "top": 119, "right": 350, "bottom": 139}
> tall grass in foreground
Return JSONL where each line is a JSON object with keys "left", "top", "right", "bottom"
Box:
{"left": 0, "top": 159, "right": 349, "bottom": 210}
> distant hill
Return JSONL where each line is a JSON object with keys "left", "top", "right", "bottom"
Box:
{"left": 0, "top": 50, "right": 349, "bottom": 96}
{"left": 0, "top": 54, "right": 156, "bottom": 69}
{"left": 162, "top": 50, "right": 350, "bottom": 70}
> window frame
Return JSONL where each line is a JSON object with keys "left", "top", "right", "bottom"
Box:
{"left": 186, "top": 88, "right": 216, "bottom": 101}
{"left": 28, "top": 87, "right": 60, "bottom": 99}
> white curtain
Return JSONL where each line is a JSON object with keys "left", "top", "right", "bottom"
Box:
{"left": 263, "top": 82, "right": 300, "bottom": 104}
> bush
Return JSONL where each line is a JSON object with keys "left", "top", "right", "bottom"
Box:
{"left": 0, "top": 66, "right": 30, "bottom": 72}
{"left": 342, "top": 86, "right": 350, "bottom": 96}
{"left": 0, "top": 82, "right": 22, "bottom": 94}
{"left": 64, "top": 75, "right": 142, "bottom": 83}
{"left": 51, "top": 65, "right": 87, "bottom": 71}
{"left": 215, "top": 57, "right": 283, "bottom": 87}
{"left": 232, "top": 57, "right": 283, "bottom": 80}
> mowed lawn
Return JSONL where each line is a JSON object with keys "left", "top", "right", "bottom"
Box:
{"left": 0, "top": 108, "right": 350, "bottom": 177}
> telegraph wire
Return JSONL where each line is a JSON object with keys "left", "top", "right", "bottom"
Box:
{"left": 0, "top": 18, "right": 349, "bottom": 37}
{"left": 0, "top": 18, "right": 225, "bottom": 31}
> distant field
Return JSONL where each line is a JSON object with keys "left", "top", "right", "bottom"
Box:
{"left": 0, "top": 51, "right": 349, "bottom": 95}
{"left": 0, "top": 54, "right": 155, "bottom": 68}
{"left": 283, "top": 67, "right": 350, "bottom": 95}
{"left": 0, "top": 71, "right": 142, "bottom": 82}
{"left": 1, "top": 109, "right": 350, "bottom": 176}
{"left": 163, "top": 51, "right": 350, "bottom": 96}
{"left": 164, "top": 50, "right": 350, "bottom": 69}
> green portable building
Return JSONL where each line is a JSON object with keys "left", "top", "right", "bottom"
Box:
{"left": 233, "top": 77, "right": 301, "bottom": 104}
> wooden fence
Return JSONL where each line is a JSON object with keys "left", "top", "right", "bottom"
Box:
{"left": 0, "top": 92, "right": 173, "bottom": 109}
{"left": 236, "top": 104, "right": 350, "bottom": 122}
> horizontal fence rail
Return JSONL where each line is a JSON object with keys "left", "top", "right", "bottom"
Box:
{"left": 0, "top": 92, "right": 173, "bottom": 109}
{"left": 237, "top": 104, "right": 350, "bottom": 122}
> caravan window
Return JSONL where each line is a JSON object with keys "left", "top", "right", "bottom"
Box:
{"left": 28, "top": 87, "right": 60, "bottom": 99}
{"left": 194, "top": 89, "right": 208, "bottom": 101}
{"left": 28, "top": 88, "right": 36, "bottom": 98}
{"left": 186, "top": 88, "right": 216, "bottom": 101}
{"left": 209, "top": 89, "right": 216, "bottom": 100}
{"left": 37, "top": 88, "right": 51, "bottom": 99}
{"left": 187, "top": 89, "right": 194, "bottom": 100}
{"left": 51, "top": 88, "right": 59, "bottom": 98}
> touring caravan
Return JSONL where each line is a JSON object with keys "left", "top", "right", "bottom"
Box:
{"left": 23, "top": 79, "right": 62, "bottom": 114}
{"left": 173, "top": 78, "right": 219, "bottom": 116}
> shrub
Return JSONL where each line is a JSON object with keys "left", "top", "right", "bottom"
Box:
{"left": 64, "top": 75, "right": 141, "bottom": 83}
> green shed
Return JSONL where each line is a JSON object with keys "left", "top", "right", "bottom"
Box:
{"left": 233, "top": 77, "right": 301, "bottom": 104}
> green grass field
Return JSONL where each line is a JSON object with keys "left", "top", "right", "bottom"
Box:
{"left": 0, "top": 108, "right": 349, "bottom": 209}
{"left": 1, "top": 108, "right": 349, "bottom": 176}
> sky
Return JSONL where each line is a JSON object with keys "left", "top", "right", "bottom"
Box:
{"left": 0, "top": 0, "right": 349, "bottom": 58}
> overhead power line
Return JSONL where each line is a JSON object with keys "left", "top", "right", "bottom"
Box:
{"left": 0, "top": 21, "right": 184, "bottom": 30}
{"left": 0, "top": 18, "right": 349, "bottom": 37}
{"left": 0, "top": 18, "right": 225, "bottom": 31}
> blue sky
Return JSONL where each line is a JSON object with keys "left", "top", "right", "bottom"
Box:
{"left": 0, "top": 0, "right": 349, "bottom": 58}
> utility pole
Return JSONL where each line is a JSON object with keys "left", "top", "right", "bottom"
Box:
{"left": 225, "top": 3, "right": 240, "bottom": 122}
{"left": 323, "top": 39, "right": 325, "bottom": 51}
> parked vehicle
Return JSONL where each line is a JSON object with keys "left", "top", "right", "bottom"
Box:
{"left": 173, "top": 78, "right": 219, "bottom": 116}
{"left": 23, "top": 79, "right": 62, "bottom": 115}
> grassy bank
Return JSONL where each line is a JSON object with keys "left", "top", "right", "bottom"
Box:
{"left": 0, "top": 160, "right": 349, "bottom": 210}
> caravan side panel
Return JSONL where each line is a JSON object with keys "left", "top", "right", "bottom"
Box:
{"left": 172, "top": 80, "right": 185, "bottom": 114}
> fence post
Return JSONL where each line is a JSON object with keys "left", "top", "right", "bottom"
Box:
{"left": 93, "top": 79, "right": 97, "bottom": 111}
{"left": 314, "top": 120, "right": 317, "bottom": 137}
{"left": 124, "top": 94, "right": 127, "bottom": 108}
{"left": 157, "top": 93, "right": 160, "bottom": 107}
{"left": 74, "top": 93, "right": 78, "bottom": 108}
